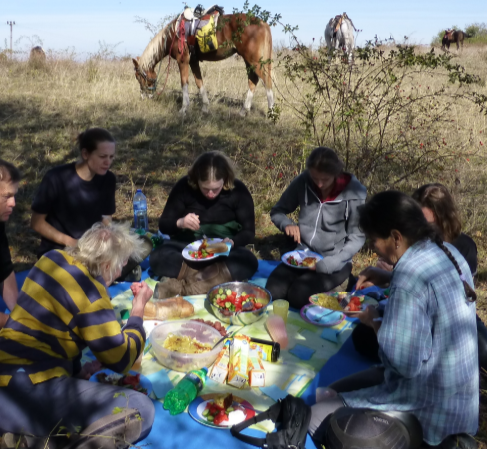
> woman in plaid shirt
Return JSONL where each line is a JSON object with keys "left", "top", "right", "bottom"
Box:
{"left": 309, "top": 191, "right": 478, "bottom": 446}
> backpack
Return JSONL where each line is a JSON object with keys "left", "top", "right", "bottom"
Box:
{"left": 196, "top": 15, "right": 218, "bottom": 53}
{"left": 322, "top": 407, "right": 424, "bottom": 449}
{"left": 230, "top": 395, "right": 311, "bottom": 449}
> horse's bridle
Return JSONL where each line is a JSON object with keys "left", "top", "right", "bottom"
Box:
{"left": 134, "top": 65, "right": 157, "bottom": 93}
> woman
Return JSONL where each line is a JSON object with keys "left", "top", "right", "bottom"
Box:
{"left": 149, "top": 151, "right": 258, "bottom": 298}
{"left": 30, "top": 127, "right": 152, "bottom": 280}
{"left": 0, "top": 222, "right": 155, "bottom": 447}
{"left": 266, "top": 147, "right": 367, "bottom": 309}
{"left": 308, "top": 191, "right": 478, "bottom": 446}
{"left": 353, "top": 183, "right": 487, "bottom": 369}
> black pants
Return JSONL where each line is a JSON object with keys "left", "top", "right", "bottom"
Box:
{"left": 265, "top": 262, "right": 352, "bottom": 309}
{"left": 149, "top": 240, "right": 258, "bottom": 281}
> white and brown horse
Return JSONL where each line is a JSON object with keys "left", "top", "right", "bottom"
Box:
{"left": 324, "top": 13, "right": 356, "bottom": 63}
{"left": 132, "top": 13, "right": 274, "bottom": 115}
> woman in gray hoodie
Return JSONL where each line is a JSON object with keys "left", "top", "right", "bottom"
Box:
{"left": 266, "top": 147, "right": 367, "bottom": 309}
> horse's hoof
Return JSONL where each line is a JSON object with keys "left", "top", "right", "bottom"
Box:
{"left": 239, "top": 108, "right": 248, "bottom": 117}
{"left": 202, "top": 105, "right": 209, "bottom": 114}
{"left": 179, "top": 108, "right": 187, "bottom": 115}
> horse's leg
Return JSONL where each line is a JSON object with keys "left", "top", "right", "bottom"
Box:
{"left": 177, "top": 57, "right": 191, "bottom": 115}
{"left": 240, "top": 62, "right": 260, "bottom": 116}
{"left": 189, "top": 59, "right": 210, "bottom": 113}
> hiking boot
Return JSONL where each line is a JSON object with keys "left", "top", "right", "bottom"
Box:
{"left": 181, "top": 262, "right": 232, "bottom": 296}
{"left": 62, "top": 408, "right": 142, "bottom": 449}
{"left": 152, "top": 262, "right": 232, "bottom": 298}
{"left": 152, "top": 262, "right": 199, "bottom": 299}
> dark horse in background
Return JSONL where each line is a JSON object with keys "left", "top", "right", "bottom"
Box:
{"left": 441, "top": 29, "right": 472, "bottom": 50}
{"left": 132, "top": 11, "right": 274, "bottom": 116}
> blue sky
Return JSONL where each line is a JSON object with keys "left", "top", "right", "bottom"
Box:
{"left": 1, "top": 0, "right": 485, "bottom": 57}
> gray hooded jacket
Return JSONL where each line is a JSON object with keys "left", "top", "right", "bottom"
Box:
{"left": 271, "top": 171, "right": 367, "bottom": 274}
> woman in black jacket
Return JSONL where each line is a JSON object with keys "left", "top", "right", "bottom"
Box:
{"left": 150, "top": 151, "right": 258, "bottom": 298}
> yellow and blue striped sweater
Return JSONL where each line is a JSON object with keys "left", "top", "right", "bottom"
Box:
{"left": 0, "top": 250, "right": 145, "bottom": 386}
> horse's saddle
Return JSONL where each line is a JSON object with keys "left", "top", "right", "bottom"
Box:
{"left": 329, "top": 12, "right": 357, "bottom": 36}
{"left": 177, "top": 4, "right": 224, "bottom": 51}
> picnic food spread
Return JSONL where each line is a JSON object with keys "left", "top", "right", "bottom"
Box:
{"left": 96, "top": 372, "right": 148, "bottom": 395}
{"left": 163, "top": 334, "right": 213, "bottom": 354}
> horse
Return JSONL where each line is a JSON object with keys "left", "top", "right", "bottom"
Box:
{"left": 441, "top": 29, "right": 472, "bottom": 51}
{"left": 324, "top": 13, "right": 356, "bottom": 63}
{"left": 29, "top": 46, "right": 46, "bottom": 61}
{"left": 132, "top": 11, "right": 274, "bottom": 116}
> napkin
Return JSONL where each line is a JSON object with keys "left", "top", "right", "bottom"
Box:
{"left": 289, "top": 344, "right": 315, "bottom": 361}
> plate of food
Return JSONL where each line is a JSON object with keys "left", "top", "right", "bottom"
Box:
{"left": 300, "top": 304, "right": 346, "bottom": 327}
{"left": 89, "top": 369, "right": 152, "bottom": 396}
{"left": 182, "top": 238, "right": 231, "bottom": 262}
{"left": 309, "top": 291, "right": 378, "bottom": 312}
{"left": 189, "top": 393, "right": 255, "bottom": 429}
{"left": 281, "top": 250, "right": 323, "bottom": 269}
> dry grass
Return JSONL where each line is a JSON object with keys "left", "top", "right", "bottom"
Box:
{"left": 1, "top": 44, "right": 487, "bottom": 441}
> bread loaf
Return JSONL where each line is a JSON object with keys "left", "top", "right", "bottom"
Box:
{"left": 143, "top": 297, "right": 194, "bottom": 320}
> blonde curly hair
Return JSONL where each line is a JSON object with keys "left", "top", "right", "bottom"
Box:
{"left": 66, "top": 222, "right": 147, "bottom": 282}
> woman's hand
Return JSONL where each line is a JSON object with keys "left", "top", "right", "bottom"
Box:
{"left": 343, "top": 305, "right": 381, "bottom": 332}
{"left": 285, "top": 225, "right": 301, "bottom": 243}
{"left": 222, "top": 237, "right": 234, "bottom": 248}
{"left": 177, "top": 213, "right": 200, "bottom": 231}
{"left": 131, "top": 282, "right": 153, "bottom": 318}
{"left": 356, "top": 266, "right": 392, "bottom": 290}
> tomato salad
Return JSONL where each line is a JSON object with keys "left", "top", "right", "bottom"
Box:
{"left": 188, "top": 249, "right": 212, "bottom": 259}
{"left": 345, "top": 295, "right": 362, "bottom": 312}
{"left": 211, "top": 288, "right": 265, "bottom": 313}
{"left": 202, "top": 400, "right": 251, "bottom": 426}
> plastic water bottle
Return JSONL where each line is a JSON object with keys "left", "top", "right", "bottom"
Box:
{"left": 133, "top": 189, "right": 148, "bottom": 234}
{"left": 163, "top": 367, "right": 208, "bottom": 415}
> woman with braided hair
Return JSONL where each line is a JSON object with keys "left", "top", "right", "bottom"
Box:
{"left": 309, "top": 191, "right": 478, "bottom": 447}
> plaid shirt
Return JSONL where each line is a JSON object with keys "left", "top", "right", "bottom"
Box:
{"left": 342, "top": 240, "right": 478, "bottom": 445}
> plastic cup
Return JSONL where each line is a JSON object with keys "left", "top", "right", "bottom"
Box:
{"left": 273, "top": 299, "right": 289, "bottom": 324}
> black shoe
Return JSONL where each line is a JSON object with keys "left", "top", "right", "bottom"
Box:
{"left": 121, "top": 265, "right": 142, "bottom": 283}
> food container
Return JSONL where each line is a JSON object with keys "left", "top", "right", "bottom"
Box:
{"left": 207, "top": 282, "right": 272, "bottom": 325}
{"left": 149, "top": 320, "right": 224, "bottom": 372}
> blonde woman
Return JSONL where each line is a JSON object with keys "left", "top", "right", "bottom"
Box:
{"left": 150, "top": 151, "right": 258, "bottom": 298}
{"left": 0, "top": 222, "right": 154, "bottom": 447}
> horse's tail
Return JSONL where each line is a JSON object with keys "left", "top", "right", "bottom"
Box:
{"left": 464, "top": 32, "right": 473, "bottom": 39}
{"left": 261, "top": 22, "right": 273, "bottom": 89}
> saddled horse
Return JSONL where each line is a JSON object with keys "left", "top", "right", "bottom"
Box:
{"left": 132, "top": 9, "right": 274, "bottom": 115}
{"left": 441, "top": 29, "right": 472, "bottom": 51}
{"left": 29, "top": 46, "right": 46, "bottom": 61}
{"left": 324, "top": 12, "right": 356, "bottom": 63}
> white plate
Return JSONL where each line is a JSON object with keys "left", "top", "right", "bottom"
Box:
{"left": 281, "top": 250, "right": 324, "bottom": 269}
{"left": 182, "top": 238, "right": 227, "bottom": 262}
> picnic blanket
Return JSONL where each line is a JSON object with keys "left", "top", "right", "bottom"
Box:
{"left": 2, "top": 260, "right": 374, "bottom": 448}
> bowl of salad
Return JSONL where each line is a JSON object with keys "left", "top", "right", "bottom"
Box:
{"left": 207, "top": 281, "right": 272, "bottom": 325}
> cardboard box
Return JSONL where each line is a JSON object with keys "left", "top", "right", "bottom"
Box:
{"left": 228, "top": 336, "right": 249, "bottom": 388}
{"left": 247, "top": 347, "right": 266, "bottom": 387}
{"left": 209, "top": 343, "right": 230, "bottom": 384}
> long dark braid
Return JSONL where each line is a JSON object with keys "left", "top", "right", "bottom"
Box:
{"left": 433, "top": 234, "right": 477, "bottom": 302}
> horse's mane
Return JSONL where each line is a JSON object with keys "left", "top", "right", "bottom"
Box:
{"left": 139, "top": 19, "right": 177, "bottom": 70}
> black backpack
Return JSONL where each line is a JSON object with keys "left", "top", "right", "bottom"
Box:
{"left": 230, "top": 395, "right": 311, "bottom": 449}
{"left": 322, "top": 407, "right": 424, "bottom": 449}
